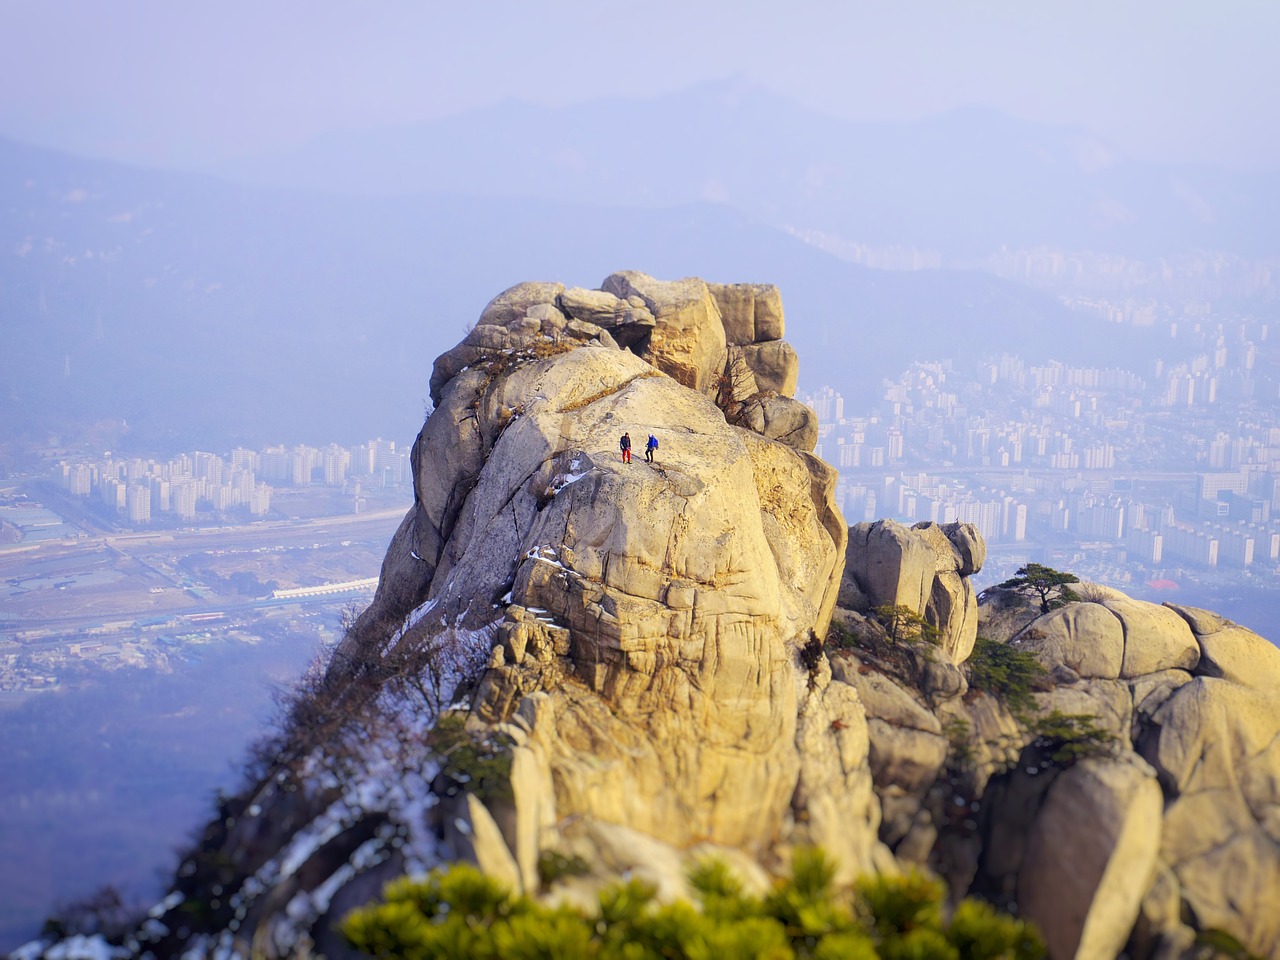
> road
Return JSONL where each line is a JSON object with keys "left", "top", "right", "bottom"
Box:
{"left": 6, "top": 589, "right": 380, "bottom": 642}
{"left": 1, "top": 507, "right": 404, "bottom": 559}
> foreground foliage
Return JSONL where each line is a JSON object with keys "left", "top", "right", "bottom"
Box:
{"left": 343, "top": 851, "right": 1044, "bottom": 960}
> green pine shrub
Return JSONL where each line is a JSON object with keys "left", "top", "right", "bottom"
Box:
{"left": 1029, "top": 711, "right": 1117, "bottom": 765}
{"left": 874, "top": 605, "right": 941, "bottom": 645}
{"left": 427, "top": 711, "right": 514, "bottom": 804}
{"left": 965, "top": 638, "right": 1049, "bottom": 722}
{"left": 857, "top": 870, "right": 946, "bottom": 940}
{"left": 824, "top": 619, "right": 858, "bottom": 652}
{"left": 996, "top": 564, "right": 1080, "bottom": 615}
{"left": 948, "top": 898, "right": 1046, "bottom": 960}
{"left": 341, "top": 852, "right": 1046, "bottom": 960}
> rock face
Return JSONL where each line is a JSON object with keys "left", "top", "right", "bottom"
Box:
{"left": 977, "top": 595, "right": 1280, "bottom": 959}
{"left": 1011, "top": 602, "right": 1127, "bottom": 679}
{"left": 47, "top": 275, "right": 1280, "bottom": 960}
{"left": 387, "top": 274, "right": 855, "bottom": 872}
{"left": 395, "top": 271, "right": 879, "bottom": 891}
{"left": 1017, "top": 755, "right": 1164, "bottom": 960}
{"left": 1137, "top": 607, "right": 1280, "bottom": 959}
{"left": 827, "top": 562, "right": 1280, "bottom": 959}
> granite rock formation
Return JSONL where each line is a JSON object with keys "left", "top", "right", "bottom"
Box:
{"left": 832, "top": 573, "right": 1280, "bottom": 960}
{"left": 843, "top": 518, "right": 985, "bottom": 664}
{"left": 22, "top": 275, "right": 1279, "bottom": 960}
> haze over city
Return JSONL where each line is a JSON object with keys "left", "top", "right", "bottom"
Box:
{"left": 2, "top": 1, "right": 1279, "bottom": 955}
{"left": 3, "top": 0, "right": 1279, "bottom": 170}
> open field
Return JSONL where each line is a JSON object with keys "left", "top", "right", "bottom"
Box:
{"left": 0, "top": 506, "right": 404, "bottom": 693}
{"left": 0, "top": 509, "right": 401, "bottom": 622}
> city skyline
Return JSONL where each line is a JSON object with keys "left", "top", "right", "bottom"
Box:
{"left": 47, "top": 437, "right": 414, "bottom": 525}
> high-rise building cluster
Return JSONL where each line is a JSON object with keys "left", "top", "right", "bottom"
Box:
{"left": 55, "top": 438, "right": 410, "bottom": 523}
{"left": 805, "top": 316, "right": 1280, "bottom": 573}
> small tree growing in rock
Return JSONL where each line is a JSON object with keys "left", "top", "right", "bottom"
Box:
{"left": 873, "top": 604, "right": 940, "bottom": 645}
{"left": 997, "top": 564, "right": 1080, "bottom": 615}
{"left": 965, "top": 637, "right": 1050, "bottom": 723}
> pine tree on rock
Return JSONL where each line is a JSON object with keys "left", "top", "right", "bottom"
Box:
{"left": 998, "top": 563, "right": 1081, "bottom": 614}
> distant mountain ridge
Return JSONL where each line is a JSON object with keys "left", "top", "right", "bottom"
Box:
{"left": 211, "top": 78, "right": 1280, "bottom": 258}
{"left": 2, "top": 134, "right": 1151, "bottom": 454}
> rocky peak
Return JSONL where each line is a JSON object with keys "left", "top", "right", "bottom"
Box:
{"left": 111, "top": 271, "right": 874, "bottom": 959}
{"left": 24, "top": 275, "right": 1280, "bottom": 960}
{"left": 356, "top": 271, "right": 855, "bottom": 869}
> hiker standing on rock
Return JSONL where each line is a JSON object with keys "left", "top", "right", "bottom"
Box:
{"left": 620, "top": 432, "right": 632, "bottom": 463}
{"left": 645, "top": 433, "right": 658, "bottom": 463}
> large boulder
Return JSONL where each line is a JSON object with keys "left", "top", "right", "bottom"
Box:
{"left": 602, "top": 271, "right": 728, "bottom": 396}
{"left": 1010, "top": 602, "right": 1125, "bottom": 679}
{"left": 734, "top": 395, "right": 819, "bottom": 453}
{"left": 1102, "top": 597, "right": 1200, "bottom": 677}
{"left": 846, "top": 520, "right": 934, "bottom": 617}
{"left": 844, "top": 519, "right": 984, "bottom": 663}
{"left": 1018, "top": 754, "right": 1164, "bottom": 960}
{"left": 427, "top": 285, "right": 620, "bottom": 405}
{"left": 1005, "top": 596, "right": 1202, "bottom": 686}
{"left": 1166, "top": 602, "right": 1280, "bottom": 692}
{"left": 478, "top": 280, "right": 567, "bottom": 326}
{"left": 557, "top": 286, "right": 656, "bottom": 349}
{"left": 913, "top": 522, "right": 984, "bottom": 664}
{"left": 1140, "top": 676, "right": 1280, "bottom": 957}
{"left": 741, "top": 340, "right": 800, "bottom": 396}
{"left": 707, "top": 281, "right": 785, "bottom": 344}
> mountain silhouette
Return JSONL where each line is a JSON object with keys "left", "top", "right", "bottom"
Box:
{"left": 2, "top": 133, "right": 1161, "bottom": 453}
{"left": 213, "top": 78, "right": 1280, "bottom": 258}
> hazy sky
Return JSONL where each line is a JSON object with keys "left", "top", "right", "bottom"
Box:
{"left": 1, "top": 0, "right": 1277, "bottom": 170}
